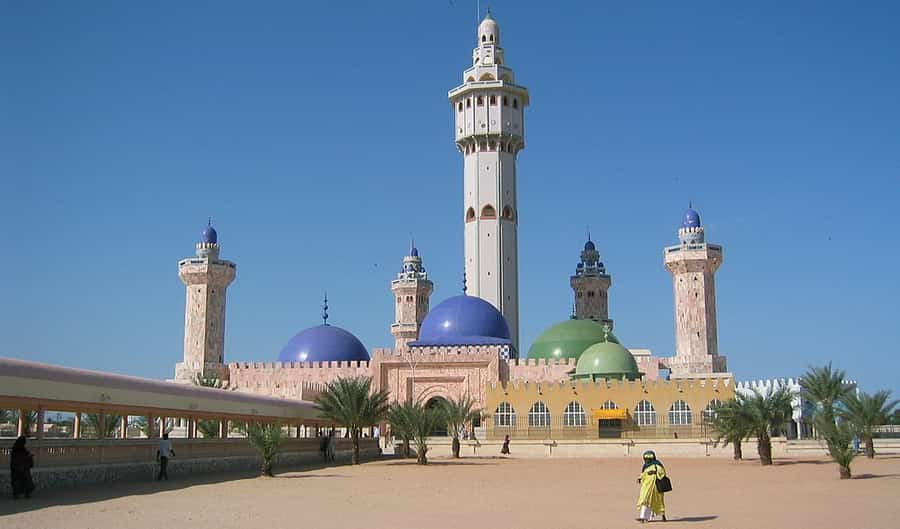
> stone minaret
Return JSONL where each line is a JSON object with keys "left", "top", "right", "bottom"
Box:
{"left": 390, "top": 243, "right": 433, "bottom": 352}
{"left": 570, "top": 235, "right": 612, "bottom": 326}
{"left": 449, "top": 12, "right": 528, "bottom": 350}
{"left": 174, "top": 221, "right": 236, "bottom": 382}
{"left": 664, "top": 207, "right": 727, "bottom": 377}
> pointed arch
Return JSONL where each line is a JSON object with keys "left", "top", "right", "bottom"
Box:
{"left": 465, "top": 207, "right": 476, "bottom": 223}
{"left": 668, "top": 400, "right": 693, "bottom": 425}
{"left": 479, "top": 73, "right": 496, "bottom": 81}
{"left": 634, "top": 400, "right": 656, "bottom": 426}
{"left": 480, "top": 204, "right": 496, "bottom": 219}
{"left": 528, "top": 401, "right": 550, "bottom": 427}
{"left": 563, "top": 401, "right": 586, "bottom": 427}
{"left": 502, "top": 205, "right": 514, "bottom": 220}
{"left": 494, "top": 402, "right": 516, "bottom": 427}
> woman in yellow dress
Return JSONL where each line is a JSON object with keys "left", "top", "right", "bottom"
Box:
{"left": 636, "top": 450, "right": 666, "bottom": 523}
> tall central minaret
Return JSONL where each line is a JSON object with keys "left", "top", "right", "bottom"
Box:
{"left": 449, "top": 12, "right": 528, "bottom": 350}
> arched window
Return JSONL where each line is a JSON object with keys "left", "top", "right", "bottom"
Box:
{"left": 490, "top": 34, "right": 494, "bottom": 42}
{"left": 528, "top": 401, "right": 550, "bottom": 428}
{"left": 481, "top": 35, "right": 486, "bottom": 43}
{"left": 634, "top": 400, "right": 656, "bottom": 426}
{"left": 479, "top": 73, "right": 496, "bottom": 81}
{"left": 563, "top": 401, "right": 586, "bottom": 427}
{"left": 457, "top": 102, "right": 463, "bottom": 112}
{"left": 466, "top": 76, "right": 475, "bottom": 83}
{"left": 466, "top": 98, "right": 471, "bottom": 108}
{"left": 502, "top": 206, "right": 514, "bottom": 220}
{"left": 495, "top": 402, "right": 516, "bottom": 427}
{"left": 481, "top": 205, "right": 496, "bottom": 219}
{"left": 489, "top": 95, "right": 497, "bottom": 105}
{"left": 513, "top": 98, "right": 519, "bottom": 109}
{"left": 601, "top": 400, "right": 618, "bottom": 410}
{"left": 476, "top": 96, "right": 484, "bottom": 106}
{"left": 465, "top": 207, "right": 476, "bottom": 222}
{"left": 668, "top": 400, "right": 693, "bottom": 425}
{"left": 703, "top": 399, "right": 724, "bottom": 424}
{"left": 503, "top": 96, "right": 508, "bottom": 106}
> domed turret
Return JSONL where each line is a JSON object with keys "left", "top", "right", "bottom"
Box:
{"left": 413, "top": 295, "right": 511, "bottom": 346}
{"left": 681, "top": 208, "right": 701, "bottom": 229}
{"left": 678, "top": 204, "right": 705, "bottom": 244}
{"left": 478, "top": 12, "right": 500, "bottom": 46}
{"left": 573, "top": 340, "right": 641, "bottom": 381}
{"left": 527, "top": 319, "right": 619, "bottom": 361}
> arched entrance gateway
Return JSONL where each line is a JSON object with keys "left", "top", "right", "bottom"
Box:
{"left": 425, "top": 397, "right": 449, "bottom": 436}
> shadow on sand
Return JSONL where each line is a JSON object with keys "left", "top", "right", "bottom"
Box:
{"left": 669, "top": 515, "right": 718, "bottom": 523}
{"left": 0, "top": 459, "right": 364, "bottom": 516}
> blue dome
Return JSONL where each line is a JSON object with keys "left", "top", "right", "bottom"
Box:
{"left": 584, "top": 240, "right": 596, "bottom": 251}
{"left": 413, "top": 295, "right": 511, "bottom": 346}
{"left": 201, "top": 224, "right": 218, "bottom": 244}
{"left": 278, "top": 324, "right": 369, "bottom": 363}
{"left": 681, "top": 208, "right": 701, "bottom": 229}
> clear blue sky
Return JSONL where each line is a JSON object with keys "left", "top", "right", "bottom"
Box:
{"left": 2, "top": 1, "right": 898, "bottom": 395}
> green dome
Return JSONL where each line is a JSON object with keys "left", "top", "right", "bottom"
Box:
{"left": 527, "top": 319, "right": 619, "bottom": 361}
{"left": 574, "top": 341, "right": 641, "bottom": 381}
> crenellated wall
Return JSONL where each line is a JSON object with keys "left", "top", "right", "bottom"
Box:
{"left": 506, "top": 357, "right": 575, "bottom": 383}
{"left": 226, "top": 360, "right": 371, "bottom": 399}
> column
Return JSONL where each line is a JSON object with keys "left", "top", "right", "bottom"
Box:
{"left": 36, "top": 407, "right": 45, "bottom": 440}
{"left": 17, "top": 408, "right": 26, "bottom": 437}
{"left": 147, "top": 414, "right": 156, "bottom": 439}
{"left": 73, "top": 412, "right": 82, "bottom": 439}
{"left": 98, "top": 412, "right": 107, "bottom": 439}
{"left": 219, "top": 419, "right": 227, "bottom": 439}
{"left": 119, "top": 415, "right": 128, "bottom": 439}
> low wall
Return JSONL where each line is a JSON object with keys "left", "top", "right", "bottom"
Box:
{"left": 0, "top": 437, "right": 380, "bottom": 494}
{"left": 410, "top": 438, "right": 900, "bottom": 459}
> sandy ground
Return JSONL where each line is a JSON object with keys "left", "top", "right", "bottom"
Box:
{"left": 2, "top": 454, "right": 899, "bottom": 529}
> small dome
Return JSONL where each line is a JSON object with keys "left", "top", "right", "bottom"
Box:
{"left": 574, "top": 341, "right": 640, "bottom": 380}
{"left": 478, "top": 13, "right": 500, "bottom": 46}
{"left": 528, "top": 319, "right": 619, "bottom": 361}
{"left": 201, "top": 224, "right": 218, "bottom": 244}
{"left": 414, "top": 295, "right": 510, "bottom": 346}
{"left": 278, "top": 324, "right": 369, "bottom": 363}
{"left": 682, "top": 208, "right": 701, "bottom": 229}
{"left": 584, "top": 240, "right": 596, "bottom": 251}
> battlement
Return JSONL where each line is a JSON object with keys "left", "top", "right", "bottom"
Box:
{"left": 507, "top": 358, "right": 577, "bottom": 367}
{"left": 735, "top": 377, "right": 856, "bottom": 392}
{"left": 227, "top": 360, "right": 372, "bottom": 370}
{"left": 490, "top": 376, "right": 733, "bottom": 393}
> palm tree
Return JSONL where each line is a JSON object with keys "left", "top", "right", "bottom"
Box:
{"left": 818, "top": 416, "right": 856, "bottom": 479}
{"left": 83, "top": 413, "right": 122, "bottom": 438}
{"left": 840, "top": 390, "right": 898, "bottom": 459}
{"left": 314, "top": 377, "right": 390, "bottom": 465}
{"left": 386, "top": 401, "right": 415, "bottom": 458}
{"left": 739, "top": 386, "right": 793, "bottom": 465}
{"left": 440, "top": 396, "right": 481, "bottom": 458}
{"left": 710, "top": 399, "right": 752, "bottom": 460}
{"left": 801, "top": 363, "right": 854, "bottom": 433}
{"left": 408, "top": 401, "right": 444, "bottom": 465}
{"left": 243, "top": 423, "right": 285, "bottom": 477}
{"left": 9, "top": 410, "right": 37, "bottom": 436}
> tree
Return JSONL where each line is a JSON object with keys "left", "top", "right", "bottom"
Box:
{"left": 191, "top": 374, "right": 228, "bottom": 438}
{"left": 440, "top": 396, "right": 481, "bottom": 458}
{"left": 408, "top": 401, "right": 444, "bottom": 465}
{"left": 800, "top": 363, "right": 854, "bottom": 434}
{"left": 840, "top": 390, "right": 898, "bottom": 459}
{"left": 314, "top": 377, "right": 390, "bottom": 465}
{"left": 739, "top": 386, "right": 793, "bottom": 465}
{"left": 818, "top": 416, "right": 856, "bottom": 479}
{"left": 242, "top": 423, "right": 285, "bottom": 477}
{"left": 386, "top": 401, "right": 415, "bottom": 458}
{"left": 83, "top": 413, "right": 121, "bottom": 438}
{"left": 710, "top": 399, "right": 752, "bottom": 460}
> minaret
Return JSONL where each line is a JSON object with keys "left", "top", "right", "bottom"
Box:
{"left": 449, "top": 12, "right": 528, "bottom": 350}
{"left": 174, "top": 221, "right": 236, "bottom": 382}
{"left": 664, "top": 206, "right": 727, "bottom": 377}
{"left": 390, "top": 242, "right": 433, "bottom": 352}
{"left": 570, "top": 234, "right": 612, "bottom": 326}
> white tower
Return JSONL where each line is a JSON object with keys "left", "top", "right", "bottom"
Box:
{"left": 174, "top": 221, "right": 236, "bottom": 382}
{"left": 449, "top": 13, "right": 528, "bottom": 349}
{"left": 664, "top": 207, "right": 727, "bottom": 377}
{"left": 390, "top": 243, "right": 433, "bottom": 353}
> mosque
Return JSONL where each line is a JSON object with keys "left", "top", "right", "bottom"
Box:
{"left": 173, "top": 14, "right": 733, "bottom": 440}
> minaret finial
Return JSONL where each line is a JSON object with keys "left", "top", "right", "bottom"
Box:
{"left": 207, "top": 216, "right": 212, "bottom": 226}
{"left": 689, "top": 200, "right": 693, "bottom": 209}
{"left": 322, "top": 292, "right": 329, "bottom": 326}
{"left": 587, "top": 225, "right": 591, "bottom": 242}
{"left": 463, "top": 270, "right": 467, "bottom": 295}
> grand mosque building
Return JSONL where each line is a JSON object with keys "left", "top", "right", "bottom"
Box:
{"left": 172, "top": 14, "right": 732, "bottom": 440}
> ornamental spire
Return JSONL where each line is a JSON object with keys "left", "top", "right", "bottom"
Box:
{"left": 322, "top": 293, "right": 329, "bottom": 326}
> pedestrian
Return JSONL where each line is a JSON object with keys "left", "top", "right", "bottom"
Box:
{"left": 636, "top": 450, "right": 667, "bottom": 523}
{"left": 852, "top": 434, "right": 860, "bottom": 455}
{"left": 500, "top": 434, "right": 510, "bottom": 455}
{"left": 9, "top": 436, "right": 35, "bottom": 499}
{"left": 156, "top": 433, "right": 175, "bottom": 481}
{"left": 320, "top": 433, "right": 329, "bottom": 462}
{"left": 327, "top": 429, "right": 337, "bottom": 462}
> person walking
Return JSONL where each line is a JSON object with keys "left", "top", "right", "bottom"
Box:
{"left": 636, "top": 450, "right": 667, "bottom": 523}
{"left": 156, "top": 433, "right": 175, "bottom": 481}
{"left": 9, "top": 436, "right": 35, "bottom": 499}
{"left": 500, "top": 434, "right": 510, "bottom": 455}
{"left": 320, "top": 433, "right": 329, "bottom": 462}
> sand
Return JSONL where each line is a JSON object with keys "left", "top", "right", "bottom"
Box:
{"left": 2, "top": 454, "right": 899, "bottom": 529}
